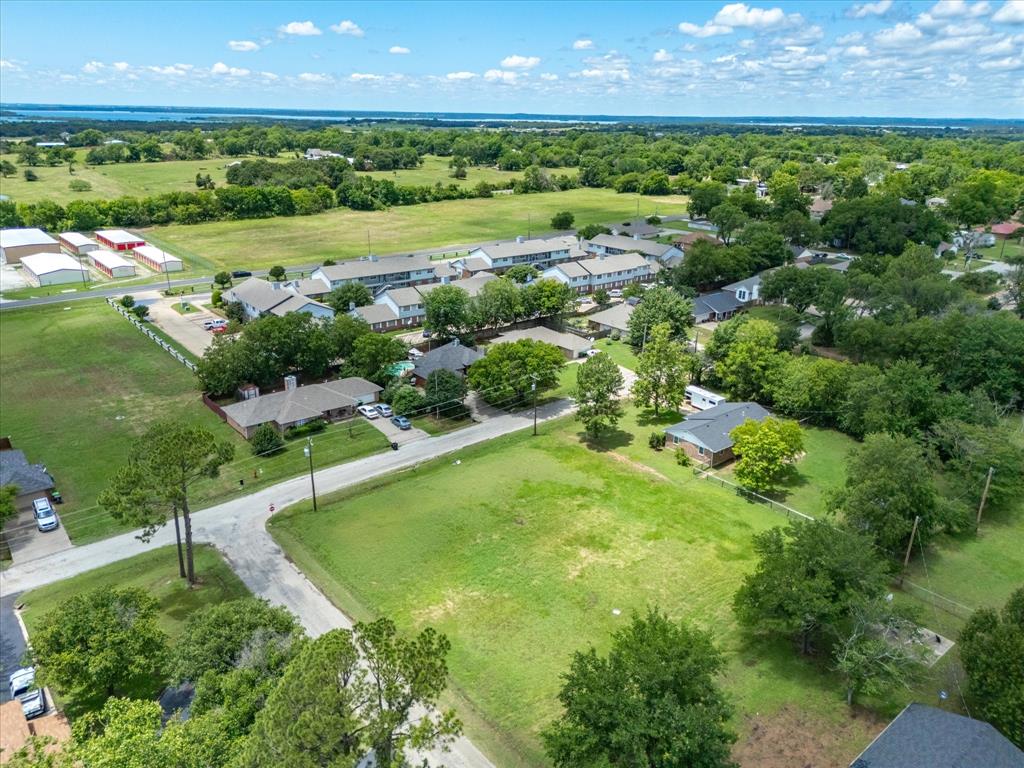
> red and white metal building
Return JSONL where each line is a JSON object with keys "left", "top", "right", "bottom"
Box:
{"left": 89, "top": 248, "right": 137, "bottom": 278}
{"left": 58, "top": 232, "right": 101, "bottom": 256}
{"left": 94, "top": 229, "right": 146, "bottom": 251}
{"left": 132, "top": 244, "right": 183, "bottom": 273}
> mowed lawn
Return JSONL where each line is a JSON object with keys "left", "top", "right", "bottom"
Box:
{"left": 271, "top": 408, "right": 891, "bottom": 768}
{"left": 0, "top": 301, "right": 231, "bottom": 542}
{"left": 0, "top": 154, "right": 254, "bottom": 205}
{"left": 146, "top": 188, "right": 689, "bottom": 270}
{"left": 359, "top": 155, "right": 566, "bottom": 189}
{"left": 0, "top": 300, "right": 391, "bottom": 543}
{"left": 19, "top": 544, "right": 249, "bottom": 716}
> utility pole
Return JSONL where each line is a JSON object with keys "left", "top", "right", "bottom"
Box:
{"left": 531, "top": 376, "right": 538, "bottom": 436}
{"left": 975, "top": 466, "right": 994, "bottom": 531}
{"left": 303, "top": 438, "right": 318, "bottom": 511}
{"left": 899, "top": 515, "right": 921, "bottom": 586}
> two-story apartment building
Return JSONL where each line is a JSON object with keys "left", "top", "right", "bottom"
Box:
{"left": 463, "top": 235, "right": 581, "bottom": 273}
{"left": 309, "top": 254, "right": 457, "bottom": 293}
{"left": 351, "top": 272, "right": 497, "bottom": 331}
{"left": 541, "top": 251, "right": 653, "bottom": 294}
{"left": 585, "top": 233, "right": 682, "bottom": 266}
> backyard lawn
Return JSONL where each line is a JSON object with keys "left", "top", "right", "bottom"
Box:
{"left": 270, "top": 407, "right": 897, "bottom": 768}
{"left": 0, "top": 300, "right": 390, "bottom": 544}
{"left": 146, "top": 188, "right": 689, "bottom": 271}
{"left": 19, "top": 544, "right": 249, "bottom": 716}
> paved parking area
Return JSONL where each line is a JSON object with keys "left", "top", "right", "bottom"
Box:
{"left": 143, "top": 293, "right": 219, "bottom": 357}
{"left": 362, "top": 413, "right": 429, "bottom": 445}
{"left": 7, "top": 506, "right": 72, "bottom": 564}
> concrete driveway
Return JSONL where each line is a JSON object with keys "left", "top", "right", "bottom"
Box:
{"left": 143, "top": 293, "right": 218, "bottom": 357}
{"left": 6, "top": 506, "right": 73, "bottom": 564}
{"left": 362, "top": 412, "right": 429, "bottom": 445}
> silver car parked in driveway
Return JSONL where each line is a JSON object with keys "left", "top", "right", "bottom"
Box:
{"left": 32, "top": 498, "right": 59, "bottom": 532}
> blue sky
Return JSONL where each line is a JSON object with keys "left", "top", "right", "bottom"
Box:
{"left": 1, "top": 1, "right": 1022, "bottom": 117}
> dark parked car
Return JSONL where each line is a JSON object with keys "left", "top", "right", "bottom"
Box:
{"left": 391, "top": 416, "right": 412, "bottom": 430}
{"left": 231, "top": 269, "right": 252, "bottom": 278}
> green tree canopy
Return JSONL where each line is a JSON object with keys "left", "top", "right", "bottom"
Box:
{"left": 625, "top": 286, "right": 694, "bottom": 349}
{"left": 542, "top": 608, "right": 736, "bottom": 768}
{"left": 467, "top": 339, "right": 565, "bottom": 407}
{"left": 326, "top": 282, "right": 373, "bottom": 311}
{"left": 631, "top": 322, "right": 688, "bottom": 416}
{"left": 573, "top": 353, "right": 625, "bottom": 437}
{"left": 33, "top": 586, "right": 168, "bottom": 700}
{"left": 424, "top": 283, "right": 472, "bottom": 341}
{"left": 730, "top": 416, "right": 804, "bottom": 493}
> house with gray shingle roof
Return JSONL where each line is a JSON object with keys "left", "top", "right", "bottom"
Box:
{"left": 665, "top": 402, "right": 769, "bottom": 466}
{"left": 586, "top": 233, "right": 682, "bottom": 264}
{"left": 0, "top": 449, "right": 55, "bottom": 509}
{"left": 220, "top": 377, "right": 382, "bottom": 438}
{"left": 225, "top": 278, "right": 335, "bottom": 321}
{"left": 411, "top": 340, "right": 483, "bottom": 386}
{"left": 849, "top": 703, "right": 1023, "bottom": 768}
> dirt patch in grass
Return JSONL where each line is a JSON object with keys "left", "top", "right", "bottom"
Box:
{"left": 732, "top": 704, "right": 885, "bottom": 768}
{"left": 608, "top": 451, "right": 669, "bottom": 481}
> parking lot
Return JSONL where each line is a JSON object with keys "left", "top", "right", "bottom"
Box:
{"left": 142, "top": 292, "right": 220, "bottom": 357}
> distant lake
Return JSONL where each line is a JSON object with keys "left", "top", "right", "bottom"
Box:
{"left": 2, "top": 103, "right": 1021, "bottom": 129}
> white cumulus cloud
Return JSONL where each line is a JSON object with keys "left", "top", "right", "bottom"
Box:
{"left": 279, "top": 21, "right": 322, "bottom": 36}
{"left": 330, "top": 20, "right": 364, "bottom": 36}
{"left": 873, "top": 22, "right": 925, "bottom": 46}
{"left": 82, "top": 61, "right": 104, "bottom": 73}
{"left": 714, "top": 3, "right": 787, "bottom": 28}
{"left": 678, "top": 20, "right": 734, "bottom": 36}
{"left": 389, "top": 45, "right": 410, "bottom": 54}
{"left": 978, "top": 54, "right": 1024, "bottom": 67}
{"left": 653, "top": 48, "right": 674, "bottom": 62}
{"left": 847, "top": 0, "right": 893, "bottom": 18}
{"left": 259, "top": 71, "right": 279, "bottom": 80}
{"left": 228, "top": 40, "right": 260, "bottom": 52}
{"left": 540, "top": 72, "right": 559, "bottom": 80}
{"left": 485, "top": 69, "right": 519, "bottom": 83}
{"left": 992, "top": 0, "right": 1024, "bottom": 22}
{"left": 845, "top": 45, "right": 872, "bottom": 57}
{"left": 350, "top": 72, "right": 383, "bottom": 81}
{"left": 112, "top": 61, "right": 129, "bottom": 71}
{"left": 573, "top": 39, "right": 594, "bottom": 49}
{"left": 0, "top": 59, "right": 17, "bottom": 70}
{"left": 446, "top": 71, "right": 477, "bottom": 80}
{"left": 928, "top": 0, "right": 991, "bottom": 18}
{"left": 501, "top": 54, "right": 540, "bottom": 69}
{"left": 298, "top": 72, "right": 331, "bottom": 83}
{"left": 212, "top": 62, "right": 250, "bottom": 76}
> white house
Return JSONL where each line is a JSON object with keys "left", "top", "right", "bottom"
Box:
{"left": 20, "top": 252, "right": 90, "bottom": 286}
{"left": 224, "top": 277, "right": 335, "bottom": 321}
{"left": 542, "top": 251, "right": 653, "bottom": 294}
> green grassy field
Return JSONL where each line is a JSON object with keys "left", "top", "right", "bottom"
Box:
{"left": 0, "top": 301, "right": 390, "bottom": 544}
{"left": 19, "top": 544, "right": 249, "bottom": 716}
{"left": 360, "top": 155, "right": 561, "bottom": 189}
{"left": 145, "top": 188, "right": 690, "bottom": 271}
{"left": 270, "top": 407, "right": 896, "bottom": 767}
{"left": 0, "top": 155, "right": 249, "bottom": 204}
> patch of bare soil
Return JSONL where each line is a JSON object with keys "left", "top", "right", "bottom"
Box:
{"left": 608, "top": 451, "right": 669, "bottom": 481}
{"left": 733, "top": 704, "right": 886, "bottom": 768}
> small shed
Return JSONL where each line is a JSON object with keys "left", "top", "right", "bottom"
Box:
{"left": 59, "top": 232, "right": 101, "bottom": 255}
{"left": 133, "top": 245, "right": 183, "bottom": 273}
{"left": 89, "top": 248, "right": 137, "bottom": 278}
{"left": 20, "top": 252, "right": 89, "bottom": 286}
{"left": 95, "top": 229, "right": 146, "bottom": 251}
{"left": 1, "top": 228, "right": 60, "bottom": 264}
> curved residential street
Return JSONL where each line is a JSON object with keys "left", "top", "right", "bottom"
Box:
{"left": 1, "top": 398, "right": 575, "bottom": 768}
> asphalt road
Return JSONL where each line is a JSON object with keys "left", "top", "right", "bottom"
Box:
{"left": 0, "top": 398, "right": 574, "bottom": 767}
{"left": 0, "top": 592, "right": 27, "bottom": 703}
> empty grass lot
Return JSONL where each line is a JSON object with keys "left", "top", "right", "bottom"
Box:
{"left": 0, "top": 300, "right": 390, "bottom": 544}
{"left": 270, "top": 407, "right": 895, "bottom": 768}
{"left": 146, "top": 188, "right": 689, "bottom": 271}
{"left": 19, "top": 544, "right": 249, "bottom": 716}
{"left": 0, "top": 154, "right": 250, "bottom": 205}
{"left": 359, "top": 155, "right": 567, "bottom": 189}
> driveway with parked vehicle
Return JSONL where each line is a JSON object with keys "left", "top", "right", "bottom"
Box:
{"left": 7, "top": 497, "right": 72, "bottom": 563}
{"left": 143, "top": 293, "right": 221, "bottom": 357}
